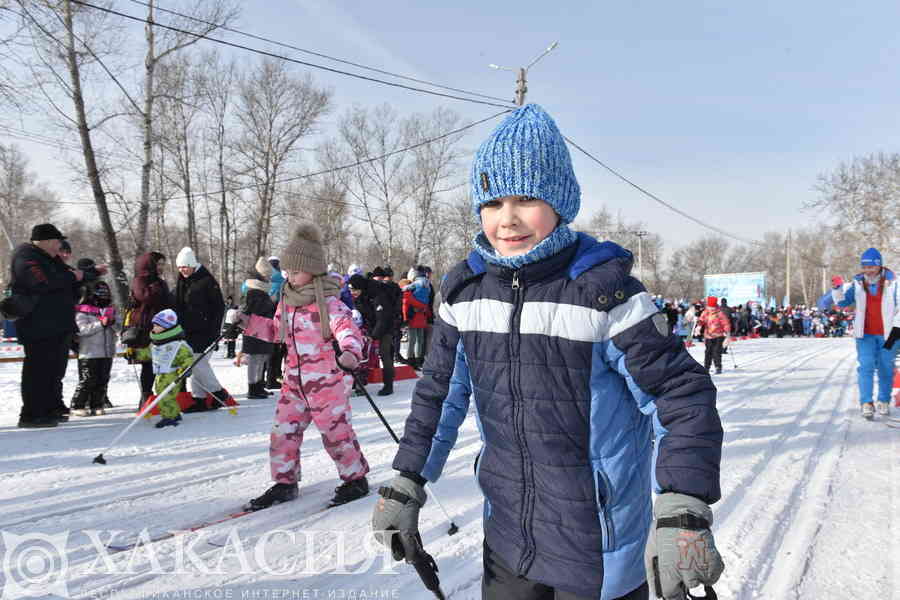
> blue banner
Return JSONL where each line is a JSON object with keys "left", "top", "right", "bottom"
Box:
{"left": 703, "top": 272, "right": 767, "bottom": 306}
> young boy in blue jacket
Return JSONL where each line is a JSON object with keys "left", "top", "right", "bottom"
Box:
{"left": 372, "top": 104, "right": 725, "bottom": 600}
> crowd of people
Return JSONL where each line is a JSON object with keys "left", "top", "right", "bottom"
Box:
{"left": 3, "top": 102, "right": 898, "bottom": 600}
{"left": 657, "top": 296, "right": 854, "bottom": 342}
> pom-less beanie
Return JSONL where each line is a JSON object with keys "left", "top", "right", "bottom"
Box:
{"left": 471, "top": 104, "right": 580, "bottom": 224}
{"left": 860, "top": 247, "right": 882, "bottom": 267}
{"left": 175, "top": 247, "right": 200, "bottom": 269}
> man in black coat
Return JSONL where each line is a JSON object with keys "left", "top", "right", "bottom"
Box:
{"left": 348, "top": 273, "right": 398, "bottom": 396}
{"left": 10, "top": 224, "right": 83, "bottom": 427}
{"left": 174, "top": 247, "right": 230, "bottom": 411}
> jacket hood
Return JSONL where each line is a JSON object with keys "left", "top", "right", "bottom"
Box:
{"left": 244, "top": 279, "right": 269, "bottom": 294}
{"left": 347, "top": 274, "right": 372, "bottom": 295}
{"left": 15, "top": 242, "right": 55, "bottom": 262}
{"left": 135, "top": 252, "right": 165, "bottom": 278}
{"left": 465, "top": 232, "right": 633, "bottom": 280}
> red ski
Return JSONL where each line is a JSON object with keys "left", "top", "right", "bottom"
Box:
{"left": 107, "top": 509, "right": 252, "bottom": 552}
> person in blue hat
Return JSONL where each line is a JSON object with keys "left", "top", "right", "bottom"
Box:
{"left": 372, "top": 105, "right": 724, "bottom": 600}
{"left": 831, "top": 247, "right": 900, "bottom": 419}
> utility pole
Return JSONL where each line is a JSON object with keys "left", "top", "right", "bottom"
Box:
{"left": 821, "top": 264, "right": 827, "bottom": 296}
{"left": 785, "top": 229, "right": 792, "bottom": 307}
{"left": 590, "top": 229, "right": 648, "bottom": 281}
{"left": 635, "top": 230, "right": 648, "bottom": 282}
{"left": 489, "top": 41, "right": 558, "bottom": 106}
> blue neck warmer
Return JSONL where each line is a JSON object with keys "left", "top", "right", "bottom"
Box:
{"left": 473, "top": 225, "right": 579, "bottom": 271}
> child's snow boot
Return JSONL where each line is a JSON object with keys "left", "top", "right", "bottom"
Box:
{"left": 244, "top": 482, "right": 298, "bottom": 511}
{"left": 329, "top": 477, "right": 369, "bottom": 507}
{"left": 155, "top": 415, "right": 182, "bottom": 428}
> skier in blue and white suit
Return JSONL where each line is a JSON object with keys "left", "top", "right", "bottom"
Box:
{"left": 371, "top": 105, "right": 724, "bottom": 600}
{"left": 830, "top": 248, "right": 900, "bottom": 418}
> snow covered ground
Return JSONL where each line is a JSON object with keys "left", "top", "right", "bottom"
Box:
{"left": 0, "top": 337, "right": 896, "bottom": 599}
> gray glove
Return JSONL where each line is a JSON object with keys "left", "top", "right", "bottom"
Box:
{"left": 645, "top": 493, "right": 724, "bottom": 599}
{"left": 371, "top": 474, "right": 428, "bottom": 561}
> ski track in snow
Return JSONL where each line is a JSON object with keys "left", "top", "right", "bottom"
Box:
{"left": 0, "top": 338, "right": 895, "bottom": 599}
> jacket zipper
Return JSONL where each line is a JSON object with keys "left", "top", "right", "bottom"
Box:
{"left": 509, "top": 271, "right": 536, "bottom": 574}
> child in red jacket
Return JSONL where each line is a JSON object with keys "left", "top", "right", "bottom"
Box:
{"left": 399, "top": 278, "right": 429, "bottom": 370}
{"left": 698, "top": 295, "right": 731, "bottom": 374}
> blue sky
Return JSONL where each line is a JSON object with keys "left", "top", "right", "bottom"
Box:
{"left": 15, "top": 1, "right": 900, "bottom": 251}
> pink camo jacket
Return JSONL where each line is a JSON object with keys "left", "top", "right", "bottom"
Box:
{"left": 276, "top": 295, "right": 364, "bottom": 371}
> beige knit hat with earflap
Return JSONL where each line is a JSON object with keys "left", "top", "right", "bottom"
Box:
{"left": 281, "top": 224, "right": 327, "bottom": 275}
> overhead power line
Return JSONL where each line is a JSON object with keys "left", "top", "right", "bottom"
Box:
{"left": 563, "top": 135, "right": 760, "bottom": 247}
{"left": 124, "top": 0, "right": 512, "bottom": 105}
{"left": 164, "top": 109, "right": 510, "bottom": 201}
{"left": 70, "top": 0, "right": 514, "bottom": 109}
{"left": 565, "top": 136, "right": 828, "bottom": 267}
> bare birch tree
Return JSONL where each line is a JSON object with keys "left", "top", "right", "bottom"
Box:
{"left": 135, "top": 0, "right": 239, "bottom": 254}
{"left": 16, "top": 0, "right": 130, "bottom": 302}
{"left": 196, "top": 49, "right": 237, "bottom": 292}
{"left": 233, "top": 57, "right": 331, "bottom": 258}
{"left": 0, "top": 143, "right": 58, "bottom": 270}
{"left": 808, "top": 152, "right": 900, "bottom": 264}
{"left": 401, "top": 107, "right": 465, "bottom": 263}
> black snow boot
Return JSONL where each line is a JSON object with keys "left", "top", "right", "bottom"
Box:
{"left": 376, "top": 385, "right": 394, "bottom": 397}
{"left": 183, "top": 397, "right": 209, "bottom": 413}
{"left": 209, "top": 389, "right": 232, "bottom": 410}
{"left": 329, "top": 477, "right": 369, "bottom": 507}
{"left": 18, "top": 416, "right": 59, "bottom": 428}
{"left": 244, "top": 483, "right": 299, "bottom": 511}
{"left": 247, "top": 382, "right": 268, "bottom": 399}
{"left": 155, "top": 414, "right": 182, "bottom": 428}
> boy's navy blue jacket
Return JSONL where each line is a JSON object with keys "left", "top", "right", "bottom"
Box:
{"left": 393, "top": 233, "right": 722, "bottom": 600}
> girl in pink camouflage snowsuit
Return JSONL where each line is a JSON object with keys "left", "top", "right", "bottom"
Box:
{"left": 247, "top": 224, "right": 370, "bottom": 511}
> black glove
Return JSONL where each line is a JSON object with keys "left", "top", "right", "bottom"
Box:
{"left": 885, "top": 327, "right": 900, "bottom": 350}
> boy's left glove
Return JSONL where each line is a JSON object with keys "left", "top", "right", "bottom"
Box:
{"left": 645, "top": 493, "right": 724, "bottom": 599}
{"left": 372, "top": 474, "right": 427, "bottom": 561}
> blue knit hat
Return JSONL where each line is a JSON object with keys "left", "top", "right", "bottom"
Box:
{"left": 861, "top": 247, "right": 882, "bottom": 267}
{"left": 471, "top": 104, "right": 580, "bottom": 224}
{"left": 152, "top": 309, "right": 178, "bottom": 330}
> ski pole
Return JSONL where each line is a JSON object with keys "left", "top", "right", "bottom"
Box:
{"left": 684, "top": 584, "right": 717, "bottom": 599}
{"left": 351, "top": 374, "right": 459, "bottom": 535}
{"left": 93, "top": 335, "right": 222, "bottom": 465}
{"left": 728, "top": 343, "right": 738, "bottom": 369}
{"left": 189, "top": 367, "right": 238, "bottom": 415}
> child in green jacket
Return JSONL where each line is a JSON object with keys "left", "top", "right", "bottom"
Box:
{"left": 150, "top": 309, "right": 193, "bottom": 428}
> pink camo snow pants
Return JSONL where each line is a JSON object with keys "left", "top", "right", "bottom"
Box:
{"left": 269, "top": 352, "right": 369, "bottom": 484}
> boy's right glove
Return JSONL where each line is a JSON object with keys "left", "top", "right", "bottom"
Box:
{"left": 372, "top": 473, "right": 427, "bottom": 561}
{"left": 645, "top": 493, "right": 724, "bottom": 599}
